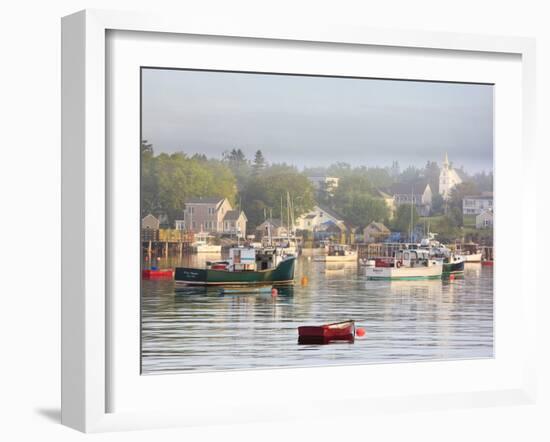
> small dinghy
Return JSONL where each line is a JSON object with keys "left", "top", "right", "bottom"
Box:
{"left": 298, "top": 320, "right": 355, "bottom": 339}
{"left": 142, "top": 268, "right": 174, "bottom": 279}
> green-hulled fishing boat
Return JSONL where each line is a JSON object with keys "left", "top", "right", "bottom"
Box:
{"left": 175, "top": 247, "right": 296, "bottom": 286}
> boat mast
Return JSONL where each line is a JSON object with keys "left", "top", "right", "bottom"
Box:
{"left": 409, "top": 187, "right": 414, "bottom": 244}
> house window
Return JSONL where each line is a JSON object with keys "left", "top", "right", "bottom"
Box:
{"left": 208, "top": 207, "right": 214, "bottom": 215}
{"left": 188, "top": 207, "right": 194, "bottom": 214}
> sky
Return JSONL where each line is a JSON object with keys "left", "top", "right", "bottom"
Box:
{"left": 141, "top": 68, "right": 494, "bottom": 174}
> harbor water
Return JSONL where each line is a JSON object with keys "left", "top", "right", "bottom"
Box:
{"left": 141, "top": 254, "right": 493, "bottom": 374}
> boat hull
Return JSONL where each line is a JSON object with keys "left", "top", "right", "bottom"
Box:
{"left": 142, "top": 269, "right": 173, "bottom": 279}
{"left": 460, "top": 253, "right": 482, "bottom": 263}
{"left": 175, "top": 256, "right": 296, "bottom": 286}
{"left": 443, "top": 260, "right": 465, "bottom": 275}
{"left": 298, "top": 320, "right": 355, "bottom": 339}
{"left": 366, "top": 264, "right": 442, "bottom": 280}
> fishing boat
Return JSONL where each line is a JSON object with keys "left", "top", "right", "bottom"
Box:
{"left": 456, "top": 242, "right": 482, "bottom": 262}
{"left": 175, "top": 246, "right": 296, "bottom": 286}
{"left": 365, "top": 249, "right": 443, "bottom": 280}
{"left": 314, "top": 244, "right": 357, "bottom": 262}
{"left": 142, "top": 268, "right": 174, "bottom": 279}
{"left": 298, "top": 320, "right": 355, "bottom": 339}
{"left": 191, "top": 232, "right": 222, "bottom": 253}
{"left": 262, "top": 235, "right": 299, "bottom": 256}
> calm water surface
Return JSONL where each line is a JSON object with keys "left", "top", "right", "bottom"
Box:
{"left": 141, "top": 254, "right": 493, "bottom": 374}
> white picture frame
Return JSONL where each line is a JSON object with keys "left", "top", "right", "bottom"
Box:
{"left": 61, "top": 9, "right": 537, "bottom": 433}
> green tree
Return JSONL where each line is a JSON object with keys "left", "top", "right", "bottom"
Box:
{"left": 448, "top": 181, "right": 479, "bottom": 211}
{"left": 252, "top": 150, "right": 266, "bottom": 175}
{"left": 423, "top": 160, "right": 440, "bottom": 194}
{"left": 391, "top": 204, "right": 419, "bottom": 236}
{"left": 431, "top": 193, "right": 445, "bottom": 215}
{"left": 141, "top": 140, "right": 159, "bottom": 216}
{"left": 340, "top": 194, "right": 389, "bottom": 228}
{"left": 241, "top": 167, "right": 315, "bottom": 231}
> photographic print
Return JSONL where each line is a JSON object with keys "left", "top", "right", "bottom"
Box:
{"left": 140, "top": 68, "right": 494, "bottom": 374}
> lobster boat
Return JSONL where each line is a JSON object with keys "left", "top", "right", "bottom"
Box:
{"left": 365, "top": 249, "right": 442, "bottom": 280}
{"left": 298, "top": 320, "right": 355, "bottom": 339}
{"left": 175, "top": 247, "right": 296, "bottom": 286}
{"left": 314, "top": 244, "right": 357, "bottom": 263}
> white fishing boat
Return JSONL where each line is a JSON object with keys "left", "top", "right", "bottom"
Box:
{"left": 191, "top": 232, "right": 222, "bottom": 253}
{"left": 455, "top": 242, "right": 482, "bottom": 263}
{"left": 365, "top": 249, "right": 442, "bottom": 280}
{"left": 314, "top": 244, "right": 357, "bottom": 262}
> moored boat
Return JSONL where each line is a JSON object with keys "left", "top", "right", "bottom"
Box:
{"left": 175, "top": 246, "right": 296, "bottom": 286}
{"left": 191, "top": 232, "right": 222, "bottom": 253}
{"left": 366, "top": 249, "right": 442, "bottom": 280}
{"left": 298, "top": 320, "right": 355, "bottom": 339}
{"left": 314, "top": 244, "right": 357, "bottom": 262}
{"left": 142, "top": 268, "right": 174, "bottom": 279}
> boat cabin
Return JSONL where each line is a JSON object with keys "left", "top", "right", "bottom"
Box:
{"left": 327, "top": 244, "right": 352, "bottom": 256}
{"left": 394, "top": 249, "right": 435, "bottom": 268}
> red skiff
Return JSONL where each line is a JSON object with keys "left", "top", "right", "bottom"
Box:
{"left": 142, "top": 269, "right": 174, "bottom": 279}
{"left": 298, "top": 320, "right": 355, "bottom": 339}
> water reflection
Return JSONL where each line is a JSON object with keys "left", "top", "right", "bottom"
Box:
{"left": 141, "top": 254, "right": 493, "bottom": 374}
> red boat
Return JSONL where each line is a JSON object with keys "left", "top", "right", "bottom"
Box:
{"left": 298, "top": 320, "right": 355, "bottom": 339}
{"left": 142, "top": 268, "right": 174, "bottom": 279}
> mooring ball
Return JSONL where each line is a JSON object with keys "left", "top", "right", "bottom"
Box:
{"left": 356, "top": 327, "right": 366, "bottom": 337}
{"left": 271, "top": 288, "right": 278, "bottom": 297}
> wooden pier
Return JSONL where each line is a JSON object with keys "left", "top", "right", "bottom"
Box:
{"left": 142, "top": 228, "right": 194, "bottom": 260}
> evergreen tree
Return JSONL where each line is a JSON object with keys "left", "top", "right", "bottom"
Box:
{"left": 252, "top": 150, "right": 266, "bottom": 175}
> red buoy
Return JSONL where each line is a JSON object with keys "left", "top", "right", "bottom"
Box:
{"left": 271, "top": 288, "right": 278, "bottom": 297}
{"left": 356, "top": 327, "right": 366, "bottom": 337}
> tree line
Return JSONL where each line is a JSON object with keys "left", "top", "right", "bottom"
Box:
{"left": 142, "top": 141, "right": 493, "bottom": 237}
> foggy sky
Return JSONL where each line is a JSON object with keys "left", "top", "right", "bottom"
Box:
{"left": 141, "top": 68, "right": 494, "bottom": 173}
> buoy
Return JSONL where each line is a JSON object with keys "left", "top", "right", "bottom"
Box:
{"left": 356, "top": 327, "right": 366, "bottom": 337}
{"left": 271, "top": 288, "right": 278, "bottom": 297}
{"left": 301, "top": 276, "right": 309, "bottom": 286}
{"left": 449, "top": 274, "right": 455, "bottom": 281}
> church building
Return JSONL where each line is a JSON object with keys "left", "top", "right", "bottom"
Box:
{"left": 439, "top": 153, "right": 462, "bottom": 199}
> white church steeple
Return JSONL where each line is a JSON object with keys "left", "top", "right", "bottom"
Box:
{"left": 439, "top": 153, "right": 462, "bottom": 200}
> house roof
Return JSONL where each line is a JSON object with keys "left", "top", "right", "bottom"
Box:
{"left": 185, "top": 197, "right": 226, "bottom": 205}
{"left": 256, "top": 218, "right": 284, "bottom": 229}
{"left": 317, "top": 205, "right": 345, "bottom": 222}
{"left": 464, "top": 194, "right": 493, "bottom": 200}
{"left": 388, "top": 181, "right": 431, "bottom": 196}
{"left": 365, "top": 221, "right": 390, "bottom": 233}
{"left": 223, "top": 210, "right": 246, "bottom": 221}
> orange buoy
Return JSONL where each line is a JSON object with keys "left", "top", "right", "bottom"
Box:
{"left": 271, "top": 288, "right": 278, "bottom": 297}
{"left": 301, "top": 276, "right": 309, "bottom": 286}
{"left": 356, "top": 327, "right": 366, "bottom": 337}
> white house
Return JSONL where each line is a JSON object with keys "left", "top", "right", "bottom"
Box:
{"left": 439, "top": 153, "right": 463, "bottom": 199}
{"left": 174, "top": 197, "right": 247, "bottom": 238}
{"left": 476, "top": 209, "right": 493, "bottom": 229}
{"left": 463, "top": 193, "right": 493, "bottom": 215}
{"left": 295, "top": 205, "right": 346, "bottom": 232}
{"left": 387, "top": 181, "right": 433, "bottom": 216}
